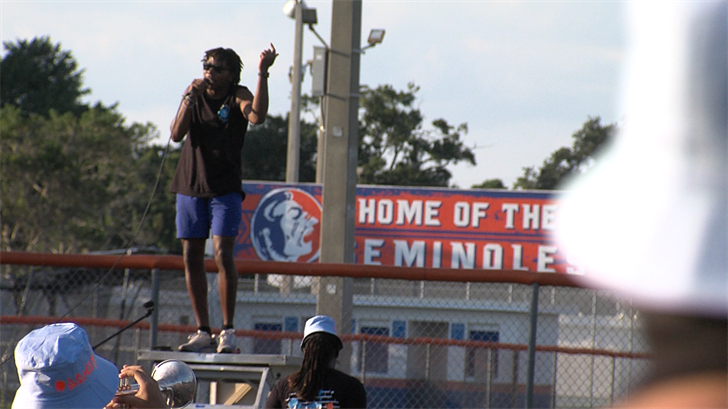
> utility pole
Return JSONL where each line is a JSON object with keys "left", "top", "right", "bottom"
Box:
{"left": 286, "top": 0, "right": 304, "bottom": 183}
{"left": 316, "top": 0, "right": 361, "bottom": 374}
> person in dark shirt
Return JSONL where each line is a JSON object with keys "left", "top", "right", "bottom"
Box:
{"left": 169, "top": 44, "right": 277, "bottom": 354}
{"left": 266, "top": 316, "right": 367, "bottom": 409}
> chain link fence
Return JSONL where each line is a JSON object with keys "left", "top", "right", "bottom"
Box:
{"left": 0, "top": 257, "right": 651, "bottom": 408}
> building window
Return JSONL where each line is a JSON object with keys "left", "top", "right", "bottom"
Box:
{"left": 254, "top": 322, "right": 282, "bottom": 354}
{"left": 359, "top": 326, "right": 389, "bottom": 374}
{"left": 466, "top": 330, "right": 499, "bottom": 379}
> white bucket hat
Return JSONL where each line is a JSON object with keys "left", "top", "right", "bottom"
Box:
{"left": 302, "top": 315, "right": 343, "bottom": 351}
{"left": 12, "top": 323, "right": 119, "bottom": 409}
{"left": 556, "top": 2, "right": 727, "bottom": 317}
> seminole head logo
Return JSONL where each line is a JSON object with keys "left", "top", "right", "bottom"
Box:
{"left": 250, "top": 188, "right": 321, "bottom": 262}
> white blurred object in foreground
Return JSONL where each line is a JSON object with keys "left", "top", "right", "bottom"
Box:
{"left": 556, "top": 2, "right": 727, "bottom": 317}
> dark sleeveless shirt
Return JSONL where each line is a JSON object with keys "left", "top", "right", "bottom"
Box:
{"left": 170, "top": 85, "right": 249, "bottom": 199}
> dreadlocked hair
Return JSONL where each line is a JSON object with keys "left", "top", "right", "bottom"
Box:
{"left": 288, "top": 333, "right": 341, "bottom": 401}
{"left": 202, "top": 47, "right": 243, "bottom": 85}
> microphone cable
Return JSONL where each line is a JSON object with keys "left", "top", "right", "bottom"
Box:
{"left": 55, "top": 136, "right": 174, "bottom": 322}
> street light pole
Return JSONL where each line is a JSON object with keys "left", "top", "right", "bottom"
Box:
{"left": 286, "top": 0, "right": 304, "bottom": 183}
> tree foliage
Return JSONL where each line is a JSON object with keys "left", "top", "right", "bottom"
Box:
{"left": 0, "top": 37, "right": 164, "bottom": 253}
{"left": 0, "top": 104, "right": 162, "bottom": 253}
{"left": 513, "top": 116, "right": 616, "bottom": 190}
{"left": 357, "top": 83, "right": 476, "bottom": 187}
{"left": 471, "top": 179, "right": 506, "bottom": 189}
{"left": 1, "top": 36, "right": 89, "bottom": 116}
{"left": 357, "top": 84, "right": 475, "bottom": 187}
{"left": 240, "top": 113, "right": 318, "bottom": 183}
{"left": 244, "top": 84, "right": 475, "bottom": 188}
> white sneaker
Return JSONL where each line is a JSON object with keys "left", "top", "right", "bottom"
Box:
{"left": 178, "top": 330, "right": 215, "bottom": 352}
{"left": 216, "top": 329, "right": 237, "bottom": 354}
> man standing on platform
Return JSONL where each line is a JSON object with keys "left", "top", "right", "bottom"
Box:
{"left": 170, "top": 44, "right": 277, "bottom": 353}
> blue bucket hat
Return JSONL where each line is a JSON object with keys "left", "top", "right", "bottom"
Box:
{"left": 12, "top": 323, "right": 119, "bottom": 409}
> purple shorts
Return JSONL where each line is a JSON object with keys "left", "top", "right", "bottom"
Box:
{"left": 175, "top": 193, "right": 242, "bottom": 238}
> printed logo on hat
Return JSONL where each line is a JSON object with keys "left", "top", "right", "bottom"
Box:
{"left": 250, "top": 188, "right": 321, "bottom": 262}
{"left": 55, "top": 354, "right": 97, "bottom": 392}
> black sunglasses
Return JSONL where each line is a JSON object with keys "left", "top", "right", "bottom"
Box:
{"left": 203, "top": 63, "right": 227, "bottom": 73}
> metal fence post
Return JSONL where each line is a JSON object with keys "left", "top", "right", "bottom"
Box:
{"left": 486, "top": 348, "right": 492, "bottom": 409}
{"left": 610, "top": 355, "right": 616, "bottom": 406}
{"left": 525, "top": 282, "right": 539, "bottom": 408}
{"left": 511, "top": 350, "right": 519, "bottom": 407}
{"left": 425, "top": 343, "right": 431, "bottom": 381}
{"left": 361, "top": 340, "right": 367, "bottom": 385}
{"left": 590, "top": 292, "right": 597, "bottom": 407}
{"left": 150, "top": 268, "right": 160, "bottom": 349}
{"left": 551, "top": 352, "right": 558, "bottom": 409}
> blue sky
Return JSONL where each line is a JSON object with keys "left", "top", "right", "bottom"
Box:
{"left": 1, "top": 1, "right": 626, "bottom": 188}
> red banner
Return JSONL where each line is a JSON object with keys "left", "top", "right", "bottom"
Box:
{"left": 234, "top": 183, "right": 573, "bottom": 274}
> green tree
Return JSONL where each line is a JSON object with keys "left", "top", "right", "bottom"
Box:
{"left": 0, "top": 37, "right": 168, "bottom": 321}
{"left": 241, "top": 84, "right": 475, "bottom": 188}
{"left": 240, "top": 114, "right": 318, "bottom": 182}
{"left": 1, "top": 36, "right": 89, "bottom": 116}
{"left": 513, "top": 116, "right": 616, "bottom": 190}
{"left": 0, "top": 36, "right": 169, "bottom": 254}
{"left": 357, "top": 83, "right": 476, "bottom": 187}
{"left": 472, "top": 179, "right": 506, "bottom": 189}
{"left": 0, "top": 104, "right": 159, "bottom": 253}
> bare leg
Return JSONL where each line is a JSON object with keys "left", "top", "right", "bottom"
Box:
{"left": 182, "top": 238, "right": 209, "bottom": 328}
{"left": 213, "top": 235, "right": 238, "bottom": 327}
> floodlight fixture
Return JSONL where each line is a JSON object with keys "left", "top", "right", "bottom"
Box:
{"left": 302, "top": 8, "right": 317, "bottom": 25}
{"left": 282, "top": 0, "right": 300, "bottom": 18}
{"left": 283, "top": 0, "right": 317, "bottom": 24}
{"left": 367, "top": 29, "right": 385, "bottom": 46}
{"left": 360, "top": 28, "right": 386, "bottom": 52}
